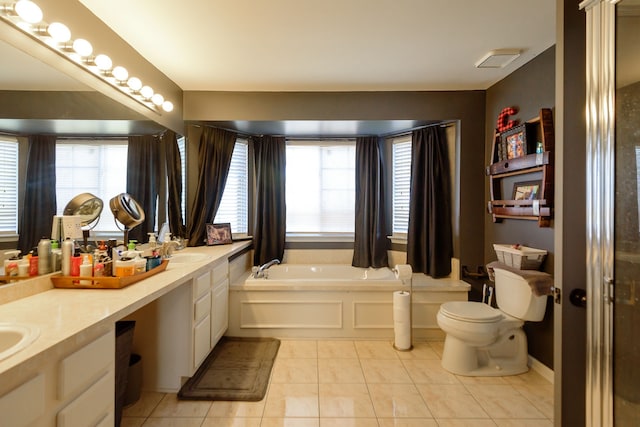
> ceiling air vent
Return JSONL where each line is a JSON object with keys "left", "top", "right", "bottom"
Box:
{"left": 475, "top": 49, "right": 521, "bottom": 68}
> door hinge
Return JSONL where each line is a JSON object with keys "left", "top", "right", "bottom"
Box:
{"left": 553, "top": 287, "right": 561, "bottom": 304}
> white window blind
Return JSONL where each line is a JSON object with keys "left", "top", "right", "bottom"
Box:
{"left": 56, "top": 141, "right": 128, "bottom": 233}
{"left": 214, "top": 139, "right": 248, "bottom": 234}
{"left": 177, "top": 136, "right": 186, "bottom": 221}
{"left": 392, "top": 136, "right": 412, "bottom": 236}
{"left": 286, "top": 141, "right": 355, "bottom": 234}
{"left": 0, "top": 138, "right": 18, "bottom": 235}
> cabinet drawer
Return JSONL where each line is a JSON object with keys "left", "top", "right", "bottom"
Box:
{"left": 194, "top": 291, "right": 212, "bottom": 322}
{"left": 212, "top": 261, "right": 228, "bottom": 286}
{"left": 57, "top": 371, "right": 113, "bottom": 427}
{"left": 0, "top": 373, "right": 45, "bottom": 427}
{"left": 58, "top": 330, "right": 114, "bottom": 400}
{"left": 195, "top": 271, "right": 211, "bottom": 298}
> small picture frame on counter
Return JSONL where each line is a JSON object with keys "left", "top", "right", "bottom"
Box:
{"left": 206, "top": 223, "right": 233, "bottom": 245}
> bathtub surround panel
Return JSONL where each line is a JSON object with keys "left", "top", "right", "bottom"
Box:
{"left": 229, "top": 266, "right": 469, "bottom": 339}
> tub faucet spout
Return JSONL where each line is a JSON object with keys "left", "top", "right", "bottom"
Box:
{"left": 256, "top": 259, "right": 280, "bottom": 278}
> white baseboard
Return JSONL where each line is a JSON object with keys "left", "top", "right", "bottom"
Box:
{"left": 528, "top": 354, "right": 554, "bottom": 383}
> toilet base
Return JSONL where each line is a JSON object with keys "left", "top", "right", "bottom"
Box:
{"left": 441, "top": 327, "right": 529, "bottom": 376}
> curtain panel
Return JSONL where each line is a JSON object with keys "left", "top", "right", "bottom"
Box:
{"left": 126, "top": 135, "right": 161, "bottom": 243}
{"left": 407, "top": 126, "right": 453, "bottom": 278}
{"left": 186, "top": 127, "right": 237, "bottom": 246}
{"left": 162, "top": 130, "right": 186, "bottom": 239}
{"left": 18, "top": 135, "right": 57, "bottom": 254}
{"left": 252, "top": 135, "right": 286, "bottom": 266}
{"left": 352, "top": 136, "right": 388, "bottom": 268}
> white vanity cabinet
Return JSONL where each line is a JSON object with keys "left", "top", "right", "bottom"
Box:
{"left": 127, "top": 258, "right": 231, "bottom": 392}
{"left": 0, "top": 329, "right": 114, "bottom": 427}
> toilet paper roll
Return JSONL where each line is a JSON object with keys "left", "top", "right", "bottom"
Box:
{"left": 394, "top": 264, "right": 413, "bottom": 281}
{"left": 393, "top": 290, "right": 412, "bottom": 350}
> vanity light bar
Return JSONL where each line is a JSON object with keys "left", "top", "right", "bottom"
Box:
{"left": 0, "top": 0, "right": 174, "bottom": 113}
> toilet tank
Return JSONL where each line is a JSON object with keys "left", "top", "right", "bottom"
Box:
{"left": 493, "top": 268, "right": 548, "bottom": 321}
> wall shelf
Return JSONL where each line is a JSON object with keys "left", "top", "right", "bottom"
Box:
{"left": 487, "top": 108, "right": 554, "bottom": 227}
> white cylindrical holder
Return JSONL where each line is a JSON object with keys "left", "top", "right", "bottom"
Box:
{"left": 392, "top": 264, "right": 413, "bottom": 351}
{"left": 393, "top": 290, "right": 412, "bottom": 350}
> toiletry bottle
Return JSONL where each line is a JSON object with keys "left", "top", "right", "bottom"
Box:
{"left": 148, "top": 232, "right": 157, "bottom": 249}
{"left": 51, "top": 240, "right": 62, "bottom": 271}
{"left": 79, "top": 255, "right": 92, "bottom": 285}
{"left": 61, "top": 238, "right": 74, "bottom": 276}
{"left": 18, "top": 259, "right": 29, "bottom": 277}
{"left": 70, "top": 249, "right": 81, "bottom": 276}
{"left": 29, "top": 247, "right": 38, "bottom": 276}
{"left": 37, "top": 237, "right": 51, "bottom": 275}
{"left": 133, "top": 251, "right": 147, "bottom": 274}
{"left": 3, "top": 250, "right": 20, "bottom": 275}
{"left": 3, "top": 250, "right": 20, "bottom": 279}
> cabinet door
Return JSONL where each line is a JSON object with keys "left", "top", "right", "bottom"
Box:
{"left": 211, "top": 278, "right": 229, "bottom": 346}
{"left": 193, "top": 315, "right": 211, "bottom": 368}
{"left": 0, "top": 373, "right": 45, "bottom": 427}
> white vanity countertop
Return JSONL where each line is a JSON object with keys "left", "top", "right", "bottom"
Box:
{"left": 0, "top": 241, "right": 251, "bottom": 376}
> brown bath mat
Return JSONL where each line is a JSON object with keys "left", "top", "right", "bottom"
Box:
{"left": 178, "top": 336, "right": 280, "bottom": 401}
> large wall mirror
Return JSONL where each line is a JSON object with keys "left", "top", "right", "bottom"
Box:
{"left": 0, "top": 27, "right": 173, "bottom": 254}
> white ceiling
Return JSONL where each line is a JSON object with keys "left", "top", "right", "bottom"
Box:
{"left": 79, "top": 0, "right": 556, "bottom": 92}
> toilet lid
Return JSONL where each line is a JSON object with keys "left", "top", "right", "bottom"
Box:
{"left": 439, "top": 301, "right": 503, "bottom": 323}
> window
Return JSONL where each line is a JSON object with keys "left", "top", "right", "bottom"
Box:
{"left": 177, "top": 136, "right": 186, "bottom": 221}
{"left": 392, "top": 135, "right": 412, "bottom": 237}
{"left": 56, "top": 141, "right": 128, "bottom": 233}
{"left": 214, "top": 139, "right": 248, "bottom": 235}
{"left": 286, "top": 141, "right": 355, "bottom": 235}
{"left": 0, "top": 137, "right": 19, "bottom": 236}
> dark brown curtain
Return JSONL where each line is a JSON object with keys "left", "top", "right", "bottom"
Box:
{"left": 252, "top": 135, "right": 286, "bottom": 265}
{"left": 186, "top": 127, "right": 237, "bottom": 246}
{"left": 352, "top": 136, "right": 388, "bottom": 268}
{"left": 407, "top": 126, "right": 453, "bottom": 278}
{"left": 18, "top": 135, "right": 57, "bottom": 254}
{"left": 126, "top": 135, "right": 161, "bottom": 243}
{"left": 162, "top": 130, "right": 185, "bottom": 238}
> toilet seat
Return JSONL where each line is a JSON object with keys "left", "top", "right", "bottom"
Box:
{"left": 439, "top": 301, "right": 503, "bottom": 323}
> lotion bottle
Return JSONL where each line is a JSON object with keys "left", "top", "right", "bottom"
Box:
{"left": 79, "top": 255, "right": 92, "bottom": 285}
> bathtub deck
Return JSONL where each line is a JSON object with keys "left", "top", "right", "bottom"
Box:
{"left": 228, "top": 273, "right": 470, "bottom": 340}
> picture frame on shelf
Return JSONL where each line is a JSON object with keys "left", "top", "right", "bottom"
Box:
{"left": 502, "top": 123, "right": 530, "bottom": 159}
{"left": 205, "top": 223, "right": 233, "bottom": 245}
{"left": 512, "top": 180, "right": 542, "bottom": 200}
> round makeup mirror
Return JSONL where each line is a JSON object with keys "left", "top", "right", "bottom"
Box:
{"left": 109, "top": 193, "right": 145, "bottom": 244}
{"left": 63, "top": 193, "right": 104, "bottom": 228}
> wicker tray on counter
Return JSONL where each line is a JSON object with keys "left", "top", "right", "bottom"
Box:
{"left": 50, "top": 260, "right": 169, "bottom": 289}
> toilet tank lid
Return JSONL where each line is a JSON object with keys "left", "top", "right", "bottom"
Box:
{"left": 439, "top": 301, "right": 503, "bottom": 323}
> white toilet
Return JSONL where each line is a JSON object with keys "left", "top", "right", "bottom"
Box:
{"left": 436, "top": 267, "right": 548, "bottom": 376}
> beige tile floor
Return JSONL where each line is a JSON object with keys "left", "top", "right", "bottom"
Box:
{"left": 122, "top": 340, "right": 554, "bottom": 427}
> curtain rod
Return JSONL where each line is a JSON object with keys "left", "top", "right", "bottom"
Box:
{"left": 379, "top": 120, "right": 456, "bottom": 138}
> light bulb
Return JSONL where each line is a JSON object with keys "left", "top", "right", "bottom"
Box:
{"left": 140, "top": 85, "right": 153, "bottom": 100}
{"left": 72, "top": 38, "right": 93, "bottom": 57}
{"left": 94, "top": 54, "right": 112, "bottom": 71}
{"left": 162, "top": 101, "right": 174, "bottom": 112}
{"left": 127, "top": 77, "right": 142, "bottom": 91}
{"left": 47, "top": 22, "right": 71, "bottom": 43}
{"left": 151, "top": 93, "right": 164, "bottom": 106}
{"left": 112, "top": 66, "right": 128, "bottom": 82}
{"left": 14, "top": 0, "right": 42, "bottom": 24}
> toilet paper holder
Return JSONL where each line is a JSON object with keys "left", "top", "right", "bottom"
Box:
{"left": 393, "top": 264, "right": 413, "bottom": 351}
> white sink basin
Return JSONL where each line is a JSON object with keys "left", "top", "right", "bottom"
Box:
{"left": 0, "top": 323, "right": 40, "bottom": 362}
{"left": 167, "top": 253, "right": 210, "bottom": 264}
